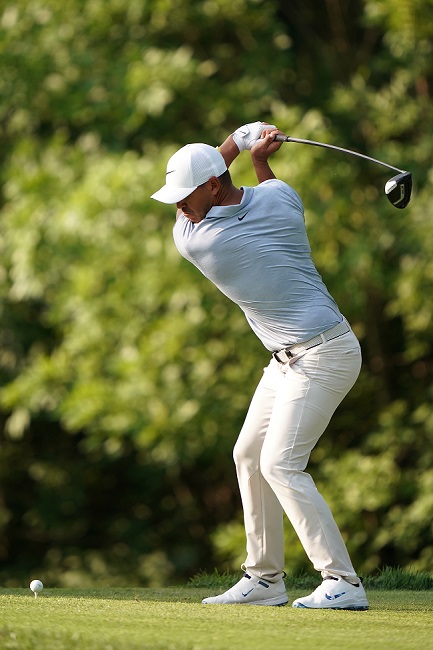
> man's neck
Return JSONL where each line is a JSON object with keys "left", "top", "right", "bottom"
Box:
{"left": 215, "top": 185, "right": 244, "bottom": 206}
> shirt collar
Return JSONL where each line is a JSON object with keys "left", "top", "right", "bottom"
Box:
{"left": 206, "top": 186, "right": 254, "bottom": 219}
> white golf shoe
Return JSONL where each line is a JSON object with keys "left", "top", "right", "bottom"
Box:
{"left": 292, "top": 576, "right": 369, "bottom": 610}
{"left": 202, "top": 572, "right": 288, "bottom": 606}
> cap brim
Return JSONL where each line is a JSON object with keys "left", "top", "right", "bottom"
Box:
{"left": 151, "top": 185, "right": 198, "bottom": 204}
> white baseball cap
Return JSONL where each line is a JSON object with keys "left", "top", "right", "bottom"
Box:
{"left": 151, "top": 143, "right": 227, "bottom": 204}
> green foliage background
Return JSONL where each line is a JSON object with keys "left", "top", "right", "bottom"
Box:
{"left": 0, "top": 0, "right": 432, "bottom": 586}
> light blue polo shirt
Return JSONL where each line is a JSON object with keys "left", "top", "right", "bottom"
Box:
{"left": 173, "top": 179, "right": 342, "bottom": 351}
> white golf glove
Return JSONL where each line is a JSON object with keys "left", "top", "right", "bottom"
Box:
{"left": 232, "top": 121, "right": 277, "bottom": 151}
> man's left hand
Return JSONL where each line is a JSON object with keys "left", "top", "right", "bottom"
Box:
{"left": 232, "top": 121, "right": 277, "bottom": 151}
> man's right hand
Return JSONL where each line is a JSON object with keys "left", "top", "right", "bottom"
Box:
{"left": 250, "top": 129, "right": 285, "bottom": 162}
{"left": 250, "top": 129, "right": 286, "bottom": 183}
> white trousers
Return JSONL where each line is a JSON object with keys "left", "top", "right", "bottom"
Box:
{"left": 233, "top": 329, "right": 362, "bottom": 583}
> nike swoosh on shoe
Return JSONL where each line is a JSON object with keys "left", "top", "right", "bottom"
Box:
{"left": 242, "top": 588, "right": 254, "bottom": 597}
{"left": 325, "top": 592, "right": 346, "bottom": 600}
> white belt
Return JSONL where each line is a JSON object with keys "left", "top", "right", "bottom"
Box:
{"left": 273, "top": 320, "right": 351, "bottom": 364}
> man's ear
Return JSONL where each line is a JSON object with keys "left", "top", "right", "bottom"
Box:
{"left": 208, "top": 176, "right": 220, "bottom": 195}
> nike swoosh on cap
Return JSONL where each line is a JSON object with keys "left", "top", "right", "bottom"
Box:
{"left": 166, "top": 170, "right": 176, "bottom": 175}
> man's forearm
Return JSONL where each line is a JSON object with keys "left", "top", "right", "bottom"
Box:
{"left": 217, "top": 135, "right": 241, "bottom": 168}
{"left": 252, "top": 157, "right": 276, "bottom": 183}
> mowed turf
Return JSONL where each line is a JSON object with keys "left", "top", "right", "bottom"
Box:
{"left": 1, "top": 587, "right": 433, "bottom": 650}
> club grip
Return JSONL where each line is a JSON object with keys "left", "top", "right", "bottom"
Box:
{"left": 274, "top": 134, "right": 290, "bottom": 142}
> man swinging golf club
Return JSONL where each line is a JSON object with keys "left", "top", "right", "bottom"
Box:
{"left": 151, "top": 121, "right": 369, "bottom": 610}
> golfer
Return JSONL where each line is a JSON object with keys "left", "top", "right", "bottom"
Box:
{"left": 151, "top": 122, "right": 368, "bottom": 610}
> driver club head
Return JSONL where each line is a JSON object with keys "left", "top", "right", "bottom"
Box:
{"left": 384, "top": 171, "right": 412, "bottom": 209}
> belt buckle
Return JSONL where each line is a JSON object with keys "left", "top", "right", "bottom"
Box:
{"left": 273, "top": 348, "right": 293, "bottom": 364}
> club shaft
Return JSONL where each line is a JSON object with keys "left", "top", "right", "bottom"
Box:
{"left": 274, "top": 135, "right": 404, "bottom": 173}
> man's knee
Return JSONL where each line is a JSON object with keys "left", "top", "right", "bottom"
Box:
{"left": 260, "top": 454, "right": 309, "bottom": 489}
{"left": 233, "top": 437, "right": 251, "bottom": 467}
{"left": 233, "top": 435, "right": 262, "bottom": 473}
{"left": 260, "top": 454, "right": 282, "bottom": 485}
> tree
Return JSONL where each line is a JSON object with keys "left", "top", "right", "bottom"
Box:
{"left": 0, "top": 0, "right": 432, "bottom": 585}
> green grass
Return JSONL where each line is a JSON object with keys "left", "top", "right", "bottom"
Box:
{"left": 1, "top": 571, "right": 433, "bottom": 650}
{"left": 189, "top": 565, "right": 433, "bottom": 591}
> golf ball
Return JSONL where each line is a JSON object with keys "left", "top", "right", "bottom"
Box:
{"left": 30, "top": 579, "right": 43, "bottom": 594}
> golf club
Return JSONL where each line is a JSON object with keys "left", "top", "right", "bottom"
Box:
{"left": 274, "top": 135, "right": 412, "bottom": 209}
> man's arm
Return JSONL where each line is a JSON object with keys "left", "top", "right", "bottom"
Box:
{"left": 217, "top": 135, "right": 241, "bottom": 168}
{"left": 250, "top": 130, "right": 284, "bottom": 184}
{"left": 218, "top": 121, "right": 278, "bottom": 169}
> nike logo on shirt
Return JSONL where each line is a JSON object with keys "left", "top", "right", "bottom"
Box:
{"left": 238, "top": 210, "right": 250, "bottom": 221}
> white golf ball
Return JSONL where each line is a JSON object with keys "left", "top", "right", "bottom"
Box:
{"left": 30, "top": 579, "right": 43, "bottom": 594}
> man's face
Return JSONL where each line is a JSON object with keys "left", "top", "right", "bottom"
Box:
{"left": 176, "top": 180, "right": 216, "bottom": 223}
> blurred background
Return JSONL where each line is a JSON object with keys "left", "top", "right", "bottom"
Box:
{"left": 0, "top": 0, "right": 432, "bottom": 588}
